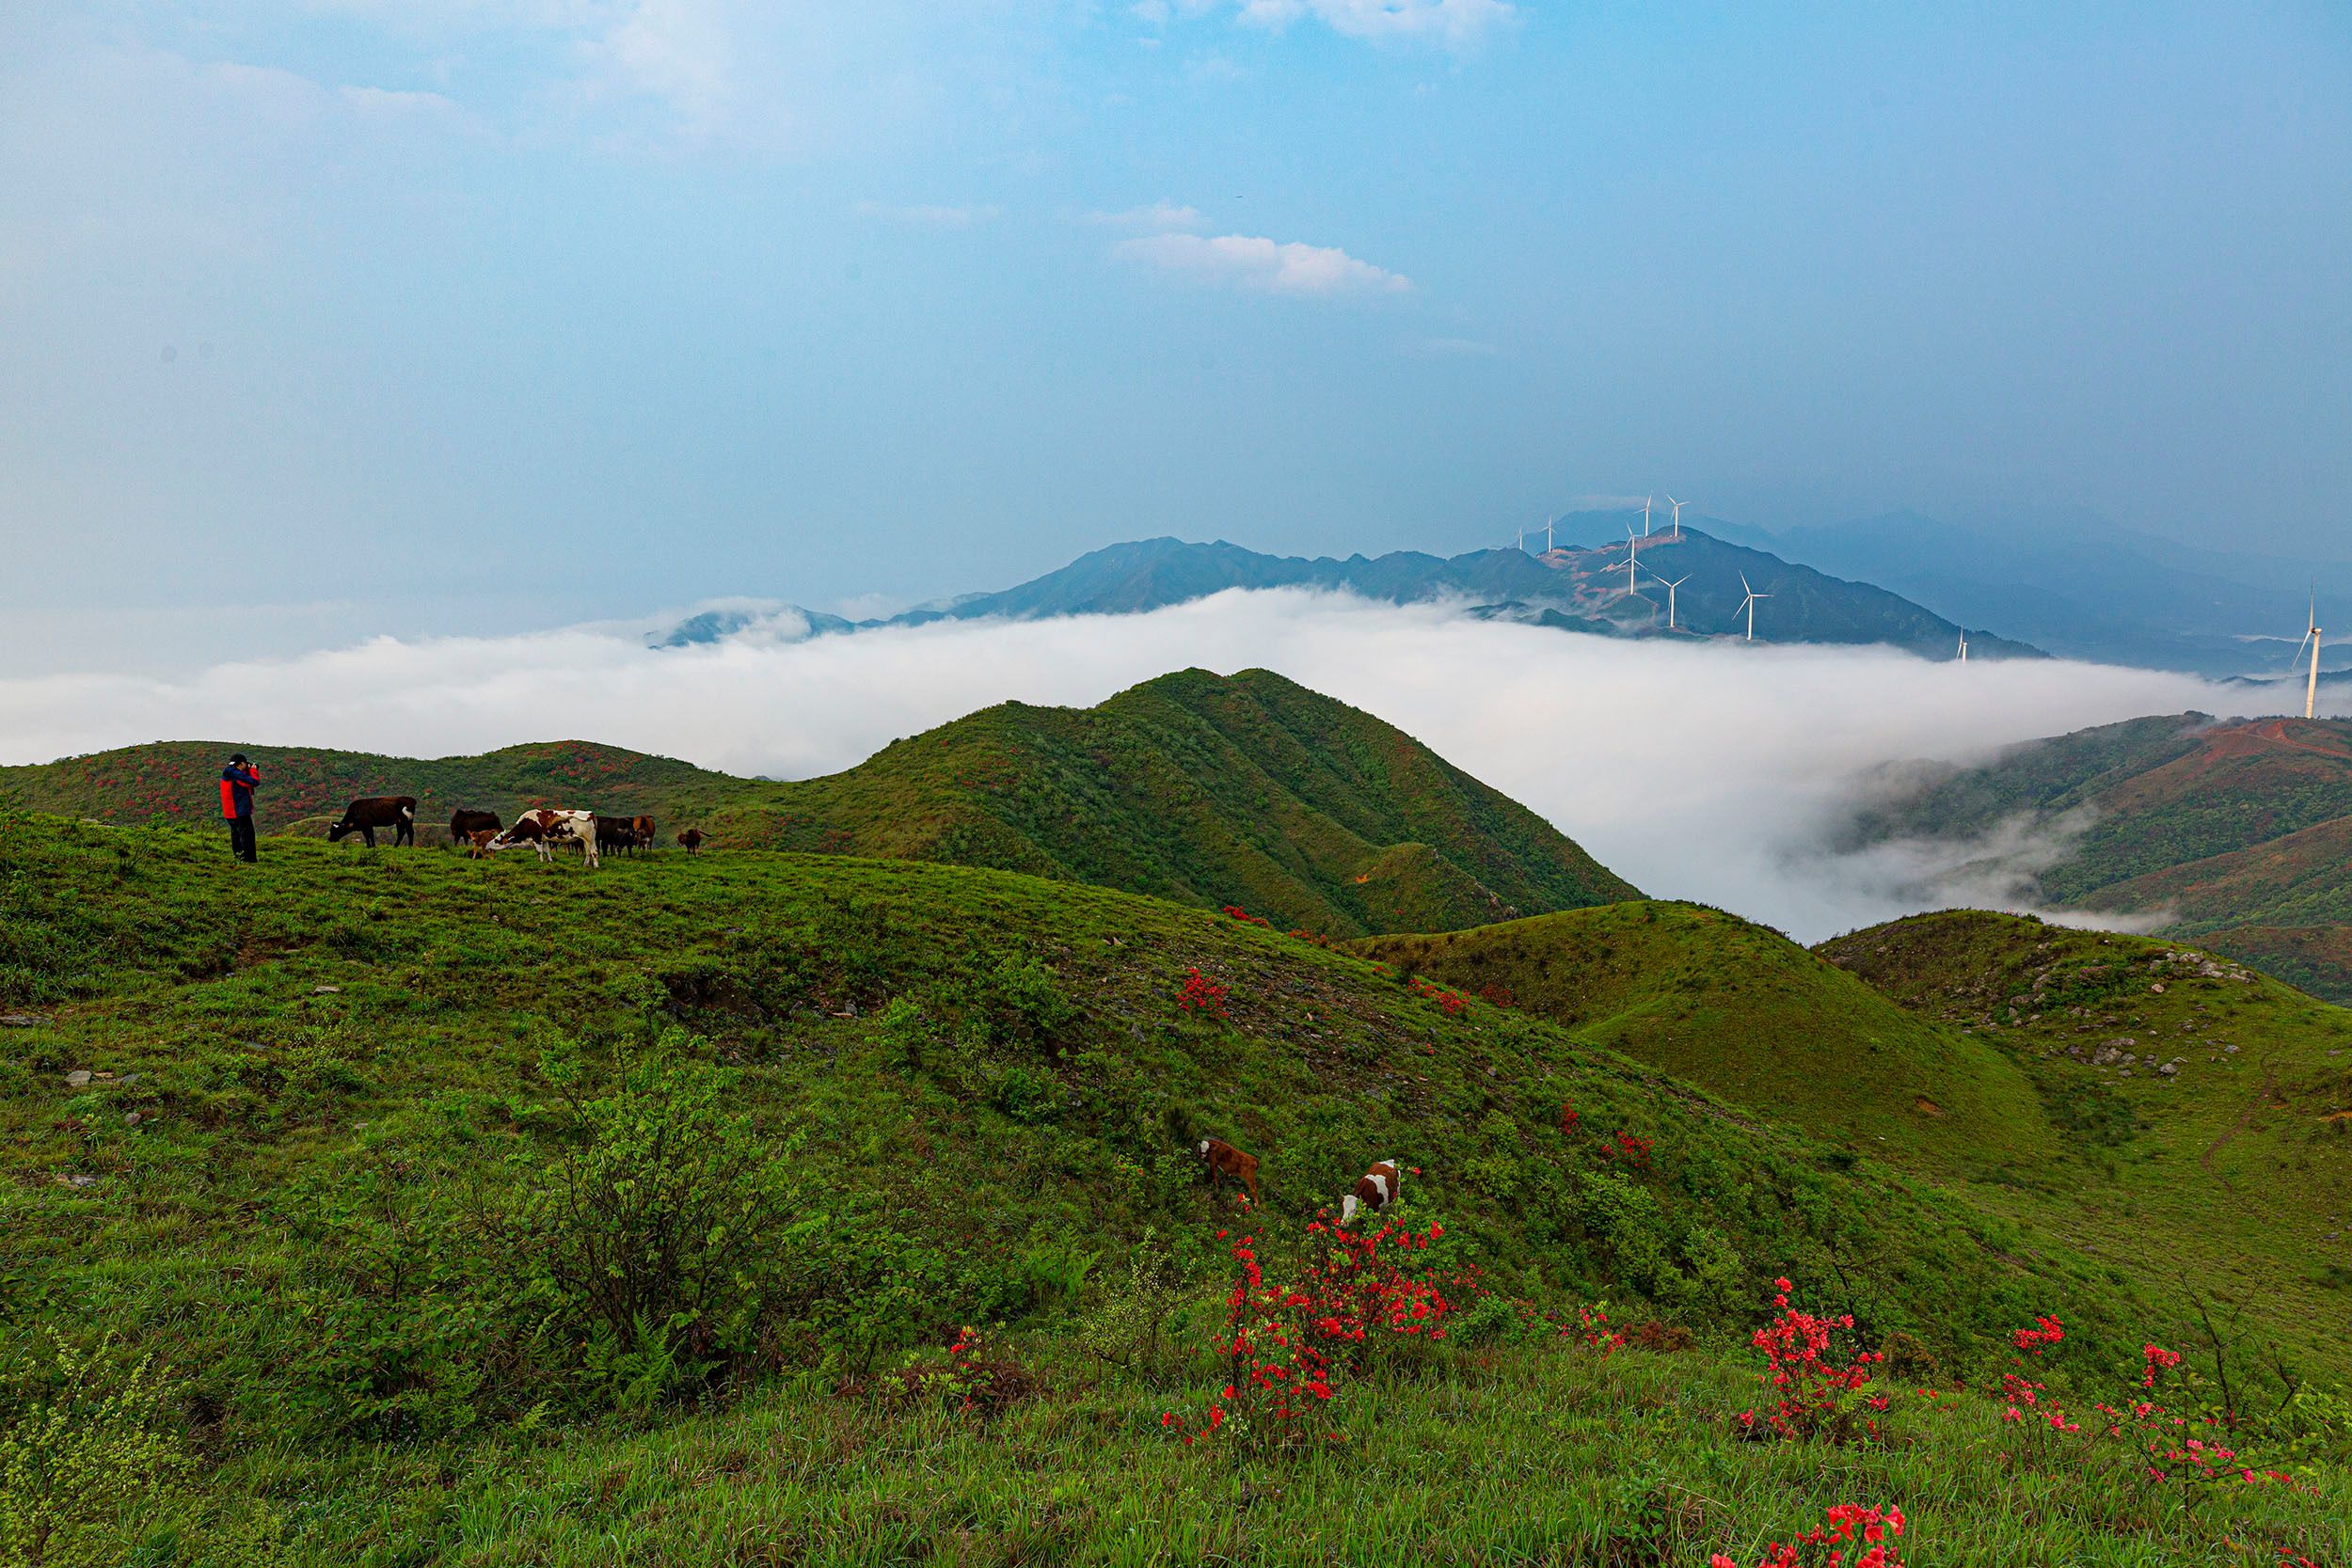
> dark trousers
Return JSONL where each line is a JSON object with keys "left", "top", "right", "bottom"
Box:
{"left": 228, "top": 816, "right": 257, "bottom": 863}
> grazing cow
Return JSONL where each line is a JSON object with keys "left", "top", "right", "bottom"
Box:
{"left": 450, "top": 808, "right": 501, "bottom": 847}
{"left": 487, "top": 808, "right": 600, "bottom": 868}
{"left": 465, "top": 827, "right": 501, "bottom": 860}
{"left": 327, "top": 796, "right": 417, "bottom": 848}
{"left": 1197, "top": 1137, "right": 1261, "bottom": 1207}
{"left": 1339, "top": 1158, "right": 1403, "bottom": 1228}
{"left": 677, "top": 828, "right": 705, "bottom": 854}
{"left": 594, "top": 816, "right": 638, "bottom": 858}
{"left": 630, "top": 816, "right": 657, "bottom": 852}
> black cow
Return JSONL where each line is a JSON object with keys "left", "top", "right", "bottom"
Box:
{"left": 328, "top": 796, "right": 418, "bottom": 848}
{"left": 450, "top": 808, "right": 501, "bottom": 847}
{"left": 594, "top": 816, "right": 638, "bottom": 857}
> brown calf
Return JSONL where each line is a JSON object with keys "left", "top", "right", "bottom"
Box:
{"left": 1197, "top": 1137, "right": 1261, "bottom": 1207}
{"left": 677, "top": 828, "right": 705, "bottom": 853}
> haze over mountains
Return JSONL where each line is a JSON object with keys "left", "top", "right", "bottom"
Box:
{"left": 653, "top": 522, "right": 2036, "bottom": 662}
{"left": 1705, "top": 508, "right": 2352, "bottom": 678}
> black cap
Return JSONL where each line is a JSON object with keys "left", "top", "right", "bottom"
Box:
{"left": 230, "top": 752, "right": 248, "bottom": 765}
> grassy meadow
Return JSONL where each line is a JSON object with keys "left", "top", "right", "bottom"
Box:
{"left": 2, "top": 816, "right": 2348, "bottom": 1564}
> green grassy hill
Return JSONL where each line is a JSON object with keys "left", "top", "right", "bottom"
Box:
{"left": 2, "top": 816, "right": 2345, "bottom": 1563}
{"left": 0, "top": 737, "right": 745, "bottom": 842}
{"left": 1818, "top": 911, "right": 2352, "bottom": 1366}
{"left": 1348, "top": 902, "right": 2058, "bottom": 1175}
{"left": 1845, "top": 714, "right": 2352, "bottom": 1001}
{"left": 722, "top": 668, "right": 1637, "bottom": 938}
{"left": 2, "top": 670, "right": 1635, "bottom": 940}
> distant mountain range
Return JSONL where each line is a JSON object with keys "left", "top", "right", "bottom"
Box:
{"left": 652, "top": 526, "right": 2037, "bottom": 661}
{"left": 1842, "top": 712, "right": 2352, "bottom": 1001}
{"left": 1703, "top": 506, "right": 2351, "bottom": 677}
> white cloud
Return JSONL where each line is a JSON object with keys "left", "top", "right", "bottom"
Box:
{"left": 1232, "top": 0, "right": 1516, "bottom": 49}
{"left": 0, "top": 590, "right": 2306, "bottom": 942}
{"left": 856, "top": 199, "right": 1001, "bottom": 227}
{"left": 1117, "top": 230, "right": 1410, "bottom": 296}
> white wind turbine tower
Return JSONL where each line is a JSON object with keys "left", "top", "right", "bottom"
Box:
{"left": 1546, "top": 515, "right": 1556, "bottom": 553}
{"left": 1734, "top": 573, "right": 1770, "bottom": 641}
{"left": 1622, "top": 524, "right": 1643, "bottom": 596}
{"left": 1665, "top": 495, "right": 1686, "bottom": 542}
{"left": 2295, "top": 594, "right": 2324, "bottom": 721}
{"left": 1648, "top": 567, "right": 1691, "bottom": 629}
{"left": 1642, "top": 495, "right": 1655, "bottom": 537}
{"left": 1958, "top": 630, "right": 1969, "bottom": 663}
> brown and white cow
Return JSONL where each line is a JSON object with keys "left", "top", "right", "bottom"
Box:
{"left": 1339, "top": 1158, "right": 1403, "bottom": 1227}
{"left": 487, "top": 808, "right": 601, "bottom": 868}
{"left": 1197, "top": 1137, "right": 1261, "bottom": 1207}
{"left": 327, "top": 796, "right": 417, "bottom": 848}
{"left": 630, "top": 816, "right": 657, "bottom": 853}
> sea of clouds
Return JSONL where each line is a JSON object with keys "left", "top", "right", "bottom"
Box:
{"left": 4, "top": 589, "right": 2329, "bottom": 942}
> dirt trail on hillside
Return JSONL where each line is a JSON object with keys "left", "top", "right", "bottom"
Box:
{"left": 2199, "top": 1065, "right": 2281, "bottom": 1190}
{"left": 2242, "top": 720, "right": 2352, "bottom": 764}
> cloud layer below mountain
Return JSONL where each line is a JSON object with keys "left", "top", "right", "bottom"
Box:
{"left": 1, "top": 590, "right": 2315, "bottom": 940}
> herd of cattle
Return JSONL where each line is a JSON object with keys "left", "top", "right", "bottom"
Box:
{"left": 325, "top": 797, "right": 705, "bottom": 866}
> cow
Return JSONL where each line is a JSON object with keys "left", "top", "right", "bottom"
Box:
{"left": 677, "top": 828, "right": 705, "bottom": 854}
{"left": 1197, "top": 1137, "right": 1261, "bottom": 1207}
{"left": 487, "top": 808, "right": 600, "bottom": 868}
{"left": 1339, "top": 1159, "right": 1403, "bottom": 1228}
{"left": 630, "top": 816, "right": 657, "bottom": 853}
{"left": 450, "top": 809, "right": 501, "bottom": 847}
{"left": 327, "top": 796, "right": 417, "bottom": 848}
{"left": 594, "top": 816, "right": 638, "bottom": 858}
{"left": 465, "top": 827, "right": 501, "bottom": 860}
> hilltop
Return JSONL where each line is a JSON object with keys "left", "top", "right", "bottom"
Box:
{"left": 719, "top": 668, "right": 1636, "bottom": 937}
{"left": 653, "top": 529, "right": 2039, "bottom": 660}
{"left": 1348, "top": 902, "right": 2055, "bottom": 1175}
{"left": 1845, "top": 714, "right": 2352, "bottom": 1000}
{"left": 0, "top": 671, "right": 1636, "bottom": 940}
{"left": 2, "top": 816, "right": 2345, "bottom": 1561}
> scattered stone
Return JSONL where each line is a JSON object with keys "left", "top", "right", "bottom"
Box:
{"left": 66, "top": 1069, "right": 92, "bottom": 1087}
{"left": 2150, "top": 983, "right": 2165, "bottom": 993}
{"left": 2158, "top": 1063, "right": 2179, "bottom": 1076}
{"left": 0, "top": 1013, "right": 45, "bottom": 1028}
{"left": 126, "top": 1111, "right": 143, "bottom": 1127}
{"left": 310, "top": 985, "right": 342, "bottom": 995}
{"left": 58, "top": 1174, "right": 98, "bottom": 1189}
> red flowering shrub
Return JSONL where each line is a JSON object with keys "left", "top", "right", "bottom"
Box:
{"left": 1163, "top": 1215, "right": 1474, "bottom": 1447}
{"left": 1571, "top": 1302, "right": 1626, "bottom": 1356}
{"left": 1220, "top": 905, "right": 1272, "bottom": 928}
{"left": 1406, "top": 977, "right": 1469, "bottom": 1015}
{"left": 1475, "top": 983, "right": 1516, "bottom": 1007}
{"left": 1737, "top": 1279, "right": 1885, "bottom": 1444}
{"left": 1597, "top": 1132, "right": 1653, "bottom": 1168}
{"left": 1177, "top": 969, "right": 1230, "bottom": 1018}
{"left": 1559, "top": 1102, "right": 1581, "bottom": 1135}
{"left": 1709, "top": 1503, "right": 1907, "bottom": 1568}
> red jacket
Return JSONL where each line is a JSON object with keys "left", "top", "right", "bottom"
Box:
{"left": 219, "top": 764, "right": 260, "bottom": 819}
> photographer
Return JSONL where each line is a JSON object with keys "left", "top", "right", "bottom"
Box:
{"left": 218, "top": 753, "right": 261, "bottom": 863}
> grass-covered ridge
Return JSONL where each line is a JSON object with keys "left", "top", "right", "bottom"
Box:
{"left": 2, "top": 816, "right": 2347, "bottom": 1562}
{"left": 0, "top": 668, "right": 1636, "bottom": 941}
{"left": 1347, "top": 901, "right": 2058, "bottom": 1174}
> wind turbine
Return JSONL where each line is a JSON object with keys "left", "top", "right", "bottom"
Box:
{"left": 2295, "top": 594, "right": 2323, "bottom": 721}
{"left": 1622, "top": 525, "right": 1642, "bottom": 596}
{"left": 1648, "top": 567, "right": 1690, "bottom": 630}
{"left": 1642, "top": 495, "right": 1655, "bottom": 537}
{"left": 1545, "top": 515, "right": 1555, "bottom": 553}
{"left": 1733, "top": 573, "right": 1770, "bottom": 641}
{"left": 1957, "top": 630, "right": 1969, "bottom": 663}
{"left": 1665, "top": 495, "right": 1685, "bottom": 542}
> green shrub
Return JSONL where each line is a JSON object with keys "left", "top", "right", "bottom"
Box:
{"left": 0, "top": 1337, "right": 195, "bottom": 1568}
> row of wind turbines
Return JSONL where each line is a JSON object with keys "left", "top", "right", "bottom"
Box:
{"left": 1517, "top": 493, "right": 1772, "bottom": 641}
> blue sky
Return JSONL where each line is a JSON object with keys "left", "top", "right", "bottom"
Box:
{"left": 3, "top": 1, "right": 2347, "bottom": 662}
